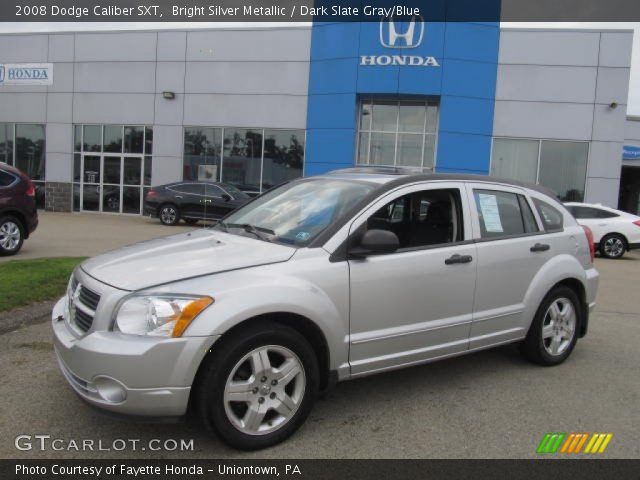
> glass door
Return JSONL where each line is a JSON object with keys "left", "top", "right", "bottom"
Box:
{"left": 80, "top": 155, "right": 144, "bottom": 214}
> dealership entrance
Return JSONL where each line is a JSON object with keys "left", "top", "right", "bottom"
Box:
{"left": 619, "top": 166, "right": 640, "bottom": 215}
{"left": 79, "top": 154, "right": 147, "bottom": 214}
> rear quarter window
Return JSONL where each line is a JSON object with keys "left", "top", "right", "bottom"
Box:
{"left": 0, "top": 170, "right": 16, "bottom": 187}
{"left": 533, "top": 198, "right": 564, "bottom": 232}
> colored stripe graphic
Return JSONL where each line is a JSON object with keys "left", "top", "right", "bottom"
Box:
{"left": 539, "top": 433, "right": 613, "bottom": 454}
{"left": 584, "top": 433, "right": 613, "bottom": 454}
{"left": 560, "top": 433, "right": 589, "bottom": 453}
{"left": 537, "top": 433, "right": 566, "bottom": 454}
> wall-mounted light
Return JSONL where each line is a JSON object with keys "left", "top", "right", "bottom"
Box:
{"left": 163, "top": 91, "right": 176, "bottom": 100}
{"left": 609, "top": 102, "right": 618, "bottom": 109}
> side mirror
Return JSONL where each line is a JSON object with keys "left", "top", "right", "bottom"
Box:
{"left": 221, "top": 193, "right": 231, "bottom": 202}
{"left": 350, "top": 229, "right": 399, "bottom": 257}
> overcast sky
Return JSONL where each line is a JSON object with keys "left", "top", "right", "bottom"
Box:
{"left": 0, "top": 21, "right": 638, "bottom": 115}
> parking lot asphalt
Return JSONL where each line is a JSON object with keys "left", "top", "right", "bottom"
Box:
{"left": 0, "top": 211, "right": 192, "bottom": 262}
{"left": 0, "top": 216, "right": 638, "bottom": 458}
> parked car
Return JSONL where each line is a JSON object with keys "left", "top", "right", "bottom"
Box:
{"left": 0, "top": 163, "right": 38, "bottom": 256}
{"left": 144, "top": 181, "right": 250, "bottom": 226}
{"left": 53, "top": 168, "right": 598, "bottom": 450}
{"left": 565, "top": 202, "right": 640, "bottom": 259}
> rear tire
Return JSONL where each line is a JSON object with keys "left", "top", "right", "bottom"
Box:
{"left": 0, "top": 215, "right": 25, "bottom": 256}
{"left": 599, "top": 233, "right": 626, "bottom": 259}
{"left": 521, "top": 286, "right": 580, "bottom": 366}
{"left": 158, "top": 204, "right": 180, "bottom": 226}
{"left": 193, "top": 322, "right": 319, "bottom": 450}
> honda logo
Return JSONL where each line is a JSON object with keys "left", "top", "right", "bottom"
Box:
{"left": 380, "top": 15, "right": 424, "bottom": 48}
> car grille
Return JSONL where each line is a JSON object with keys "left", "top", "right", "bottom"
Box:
{"left": 69, "top": 275, "right": 101, "bottom": 333}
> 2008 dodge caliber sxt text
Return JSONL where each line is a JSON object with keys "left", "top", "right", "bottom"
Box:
{"left": 52, "top": 168, "right": 599, "bottom": 450}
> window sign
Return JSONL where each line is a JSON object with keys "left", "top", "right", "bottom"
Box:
{"left": 478, "top": 193, "right": 503, "bottom": 233}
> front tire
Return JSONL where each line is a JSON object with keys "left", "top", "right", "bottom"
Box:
{"left": 0, "top": 216, "right": 25, "bottom": 256}
{"left": 158, "top": 204, "right": 180, "bottom": 226}
{"left": 599, "top": 234, "right": 626, "bottom": 259}
{"left": 193, "top": 322, "right": 319, "bottom": 450}
{"left": 521, "top": 286, "right": 580, "bottom": 366}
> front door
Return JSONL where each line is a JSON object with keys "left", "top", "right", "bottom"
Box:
{"left": 80, "top": 155, "right": 144, "bottom": 214}
{"left": 348, "top": 183, "right": 477, "bottom": 376}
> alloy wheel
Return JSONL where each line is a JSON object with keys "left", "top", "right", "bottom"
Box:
{"left": 223, "top": 345, "right": 305, "bottom": 436}
{"left": 542, "top": 297, "right": 576, "bottom": 356}
{"left": 160, "top": 207, "right": 177, "bottom": 224}
{"left": 603, "top": 237, "right": 624, "bottom": 258}
{"left": 0, "top": 221, "right": 21, "bottom": 251}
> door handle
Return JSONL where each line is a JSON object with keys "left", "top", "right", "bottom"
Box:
{"left": 445, "top": 254, "right": 473, "bottom": 265}
{"left": 530, "top": 243, "right": 550, "bottom": 252}
{"left": 175, "top": 195, "right": 183, "bottom": 199}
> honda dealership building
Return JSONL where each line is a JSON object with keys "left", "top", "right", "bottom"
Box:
{"left": 0, "top": 21, "right": 636, "bottom": 215}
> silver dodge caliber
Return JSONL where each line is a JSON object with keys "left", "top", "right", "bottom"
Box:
{"left": 53, "top": 168, "right": 599, "bottom": 450}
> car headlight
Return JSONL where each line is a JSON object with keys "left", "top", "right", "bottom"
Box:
{"left": 114, "top": 295, "right": 213, "bottom": 337}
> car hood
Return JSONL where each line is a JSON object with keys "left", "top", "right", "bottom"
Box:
{"left": 80, "top": 229, "right": 296, "bottom": 291}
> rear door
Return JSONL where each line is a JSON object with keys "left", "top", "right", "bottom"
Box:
{"left": 465, "top": 183, "right": 548, "bottom": 348}
{"left": 169, "top": 184, "right": 204, "bottom": 218}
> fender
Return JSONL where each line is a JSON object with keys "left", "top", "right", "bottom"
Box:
{"left": 147, "top": 257, "right": 350, "bottom": 373}
{"left": 521, "top": 253, "right": 588, "bottom": 333}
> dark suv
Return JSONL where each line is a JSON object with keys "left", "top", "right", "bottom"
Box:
{"left": 0, "top": 163, "right": 38, "bottom": 256}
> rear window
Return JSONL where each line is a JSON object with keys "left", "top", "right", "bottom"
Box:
{"left": 473, "top": 189, "right": 539, "bottom": 239}
{"left": 0, "top": 170, "right": 16, "bottom": 187}
{"left": 533, "top": 198, "right": 564, "bottom": 232}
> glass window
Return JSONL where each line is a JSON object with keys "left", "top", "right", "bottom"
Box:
{"left": 145, "top": 126, "right": 153, "bottom": 154}
{"left": 122, "top": 186, "right": 141, "bottom": 214}
{"left": 0, "top": 123, "right": 14, "bottom": 165}
{"left": 74, "top": 125, "right": 82, "bottom": 152}
{"left": 123, "top": 158, "right": 142, "bottom": 186}
{"left": 144, "top": 156, "right": 152, "bottom": 186}
{"left": 491, "top": 138, "right": 539, "bottom": 184}
{"left": 262, "top": 130, "right": 304, "bottom": 191}
{"left": 172, "top": 183, "right": 204, "bottom": 195}
{"left": 570, "top": 206, "right": 619, "bottom": 219}
{"left": 15, "top": 124, "right": 45, "bottom": 181}
{"left": 532, "top": 198, "right": 564, "bottom": 232}
{"left": 103, "top": 125, "right": 123, "bottom": 153}
{"left": 124, "top": 126, "right": 144, "bottom": 154}
{"left": 366, "top": 189, "right": 464, "bottom": 249}
{"left": 0, "top": 170, "right": 16, "bottom": 187}
{"left": 103, "top": 157, "right": 121, "bottom": 184}
{"left": 357, "top": 99, "right": 438, "bottom": 170}
{"left": 218, "top": 179, "right": 375, "bottom": 246}
{"left": 473, "top": 189, "right": 532, "bottom": 239}
{"left": 222, "top": 128, "right": 263, "bottom": 192}
{"left": 183, "top": 127, "right": 222, "bottom": 182}
{"left": 538, "top": 141, "right": 589, "bottom": 202}
{"left": 518, "top": 195, "right": 539, "bottom": 233}
{"left": 83, "top": 156, "right": 101, "bottom": 183}
{"left": 83, "top": 125, "right": 102, "bottom": 152}
{"left": 73, "top": 154, "right": 81, "bottom": 182}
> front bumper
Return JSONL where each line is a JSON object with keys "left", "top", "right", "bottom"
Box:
{"left": 52, "top": 297, "right": 218, "bottom": 417}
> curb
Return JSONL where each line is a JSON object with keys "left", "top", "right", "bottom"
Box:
{"left": 0, "top": 300, "right": 56, "bottom": 335}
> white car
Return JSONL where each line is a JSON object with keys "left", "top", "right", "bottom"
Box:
{"left": 565, "top": 202, "right": 640, "bottom": 259}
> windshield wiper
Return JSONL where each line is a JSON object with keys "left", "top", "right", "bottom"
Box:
{"left": 224, "top": 223, "right": 275, "bottom": 242}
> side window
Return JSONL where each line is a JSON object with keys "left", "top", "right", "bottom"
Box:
{"left": 204, "top": 185, "right": 224, "bottom": 197}
{"left": 365, "top": 188, "right": 464, "bottom": 249}
{"left": 532, "top": 198, "right": 564, "bottom": 232}
{"left": 518, "top": 195, "right": 539, "bottom": 233}
{"left": 0, "top": 170, "right": 16, "bottom": 187}
{"left": 173, "top": 184, "right": 204, "bottom": 195}
{"left": 594, "top": 208, "right": 619, "bottom": 219}
{"left": 473, "top": 189, "right": 531, "bottom": 239}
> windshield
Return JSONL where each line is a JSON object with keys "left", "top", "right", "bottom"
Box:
{"left": 222, "top": 183, "right": 250, "bottom": 199}
{"left": 217, "top": 179, "right": 376, "bottom": 246}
